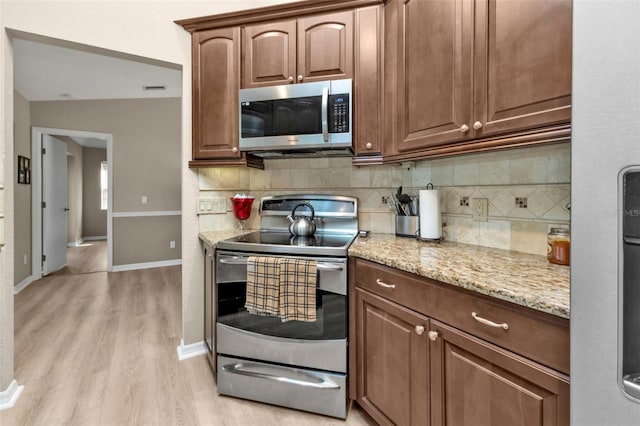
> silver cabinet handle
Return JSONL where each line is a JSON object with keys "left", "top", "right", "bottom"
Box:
{"left": 221, "top": 363, "right": 340, "bottom": 389}
{"left": 365, "top": 142, "right": 372, "bottom": 150}
{"left": 459, "top": 124, "right": 470, "bottom": 133}
{"left": 297, "top": 74, "right": 304, "bottom": 82}
{"left": 428, "top": 331, "right": 439, "bottom": 341}
{"left": 471, "top": 312, "right": 509, "bottom": 330}
{"left": 375, "top": 278, "right": 396, "bottom": 289}
{"left": 232, "top": 147, "right": 238, "bottom": 153}
{"left": 415, "top": 325, "right": 425, "bottom": 335}
{"left": 288, "top": 76, "right": 294, "bottom": 83}
{"left": 473, "top": 121, "right": 483, "bottom": 130}
{"left": 317, "top": 263, "right": 344, "bottom": 271}
{"left": 321, "top": 86, "right": 329, "bottom": 142}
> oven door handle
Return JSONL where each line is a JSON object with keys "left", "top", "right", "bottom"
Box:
{"left": 317, "top": 263, "right": 344, "bottom": 271}
{"left": 221, "top": 362, "right": 340, "bottom": 389}
{"left": 218, "top": 256, "right": 248, "bottom": 265}
{"left": 219, "top": 256, "right": 343, "bottom": 271}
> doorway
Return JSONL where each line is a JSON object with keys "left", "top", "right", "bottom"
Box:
{"left": 31, "top": 127, "right": 113, "bottom": 280}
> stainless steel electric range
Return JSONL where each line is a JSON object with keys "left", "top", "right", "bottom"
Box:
{"left": 215, "top": 194, "right": 358, "bottom": 419}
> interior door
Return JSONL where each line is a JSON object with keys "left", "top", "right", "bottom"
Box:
{"left": 42, "top": 134, "right": 68, "bottom": 275}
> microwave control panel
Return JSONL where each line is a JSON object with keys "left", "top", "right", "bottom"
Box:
{"left": 328, "top": 94, "right": 350, "bottom": 133}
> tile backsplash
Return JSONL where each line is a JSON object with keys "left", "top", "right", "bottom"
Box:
{"left": 198, "top": 143, "right": 570, "bottom": 256}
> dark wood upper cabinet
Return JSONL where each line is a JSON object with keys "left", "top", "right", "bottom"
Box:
{"left": 242, "top": 21, "right": 297, "bottom": 88}
{"left": 297, "top": 11, "right": 354, "bottom": 83}
{"left": 353, "top": 5, "right": 383, "bottom": 158}
{"left": 474, "top": 0, "right": 572, "bottom": 138}
{"left": 192, "top": 28, "right": 242, "bottom": 161}
{"left": 241, "top": 11, "right": 354, "bottom": 88}
{"left": 390, "top": 0, "right": 473, "bottom": 153}
{"left": 385, "top": 0, "right": 572, "bottom": 159}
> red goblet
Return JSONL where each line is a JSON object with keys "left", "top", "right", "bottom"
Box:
{"left": 230, "top": 196, "right": 255, "bottom": 230}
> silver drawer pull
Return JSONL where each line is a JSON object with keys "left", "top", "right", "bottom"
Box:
{"left": 471, "top": 312, "right": 509, "bottom": 330}
{"left": 221, "top": 363, "right": 340, "bottom": 389}
{"left": 317, "top": 263, "right": 344, "bottom": 271}
{"left": 376, "top": 279, "right": 396, "bottom": 289}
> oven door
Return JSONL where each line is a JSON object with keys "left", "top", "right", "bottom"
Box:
{"left": 215, "top": 251, "right": 347, "bottom": 373}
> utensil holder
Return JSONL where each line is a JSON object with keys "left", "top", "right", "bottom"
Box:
{"left": 395, "top": 216, "right": 419, "bottom": 238}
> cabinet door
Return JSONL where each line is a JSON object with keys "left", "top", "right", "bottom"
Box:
{"left": 389, "top": 0, "right": 473, "bottom": 154}
{"left": 355, "top": 288, "right": 429, "bottom": 426}
{"left": 204, "top": 245, "right": 215, "bottom": 363}
{"left": 473, "top": 0, "right": 572, "bottom": 137}
{"left": 430, "top": 320, "right": 569, "bottom": 426}
{"left": 353, "top": 6, "right": 383, "bottom": 157}
{"left": 192, "top": 28, "right": 241, "bottom": 160}
{"left": 241, "top": 21, "right": 297, "bottom": 88}
{"left": 297, "top": 10, "right": 354, "bottom": 83}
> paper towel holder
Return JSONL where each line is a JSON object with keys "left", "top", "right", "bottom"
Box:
{"left": 417, "top": 183, "right": 444, "bottom": 243}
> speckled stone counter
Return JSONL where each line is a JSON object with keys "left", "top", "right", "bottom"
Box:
{"left": 348, "top": 233, "right": 570, "bottom": 319}
{"left": 199, "top": 230, "right": 252, "bottom": 247}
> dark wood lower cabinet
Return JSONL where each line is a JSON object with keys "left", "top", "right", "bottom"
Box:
{"left": 355, "top": 288, "right": 429, "bottom": 426}
{"left": 351, "top": 258, "right": 570, "bottom": 426}
{"left": 430, "top": 320, "right": 569, "bottom": 426}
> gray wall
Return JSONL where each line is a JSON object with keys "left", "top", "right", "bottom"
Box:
{"left": 572, "top": 0, "right": 640, "bottom": 424}
{"left": 66, "top": 138, "right": 83, "bottom": 245}
{"left": 13, "top": 90, "right": 31, "bottom": 286}
{"left": 82, "top": 147, "right": 106, "bottom": 238}
{"left": 113, "top": 215, "right": 181, "bottom": 265}
{"left": 30, "top": 98, "right": 181, "bottom": 266}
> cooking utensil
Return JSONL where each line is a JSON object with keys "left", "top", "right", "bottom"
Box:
{"left": 287, "top": 203, "right": 317, "bottom": 236}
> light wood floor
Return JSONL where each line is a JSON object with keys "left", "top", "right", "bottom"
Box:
{"left": 52, "top": 240, "right": 107, "bottom": 276}
{"left": 0, "top": 264, "right": 371, "bottom": 426}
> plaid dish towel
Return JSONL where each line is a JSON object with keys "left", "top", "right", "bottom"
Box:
{"left": 279, "top": 258, "right": 317, "bottom": 323}
{"left": 245, "top": 256, "right": 280, "bottom": 317}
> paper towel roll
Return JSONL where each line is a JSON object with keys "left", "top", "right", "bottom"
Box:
{"left": 419, "top": 189, "right": 441, "bottom": 240}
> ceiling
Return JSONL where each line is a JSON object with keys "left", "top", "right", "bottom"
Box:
{"left": 13, "top": 37, "right": 182, "bottom": 102}
{"left": 13, "top": 34, "right": 183, "bottom": 149}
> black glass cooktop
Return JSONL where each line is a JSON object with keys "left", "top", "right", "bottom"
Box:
{"left": 217, "top": 231, "right": 356, "bottom": 257}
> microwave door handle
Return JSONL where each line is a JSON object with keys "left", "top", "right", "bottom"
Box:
{"left": 321, "top": 86, "right": 329, "bottom": 142}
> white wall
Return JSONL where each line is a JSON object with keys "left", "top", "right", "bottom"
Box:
{"left": 572, "top": 0, "right": 640, "bottom": 423}
{"left": 0, "top": 0, "right": 298, "bottom": 394}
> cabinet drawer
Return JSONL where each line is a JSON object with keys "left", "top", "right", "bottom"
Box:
{"left": 351, "top": 258, "right": 570, "bottom": 374}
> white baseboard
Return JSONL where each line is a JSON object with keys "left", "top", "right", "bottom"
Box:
{"left": 176, "top": 339, "right": 207, "bottom": 361}
{"left": 14, "top": 275, "right": 34, "bottom": 294}
{"left": 0, "top": 380, "right": 24, "bottom": 411}
{"left": 83, "top": 235, "right": 107, "bottom": 241}
{"left": 111, "top": 259, "right": 182, "bottom": 272}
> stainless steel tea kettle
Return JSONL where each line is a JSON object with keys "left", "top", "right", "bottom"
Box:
{"left": 287, "top": 203, "right": 316, "bottom": 237}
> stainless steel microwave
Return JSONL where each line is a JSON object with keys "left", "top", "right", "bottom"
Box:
{"left": 239, "top": 79, "right": 352, "bottom": 156}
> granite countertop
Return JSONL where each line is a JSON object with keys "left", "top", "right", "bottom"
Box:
{"left": 348, "top": 233, "right": 570, "bottom": 319}
{"left": 199, "top": 230, "right": 570, "bottom": 319}
{"left": 200, "top": 229, "right": 251, "bottom": 247}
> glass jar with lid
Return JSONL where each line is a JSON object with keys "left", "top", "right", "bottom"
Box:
{"left": 547, "top": 227, "right": 570, "bottom": 265}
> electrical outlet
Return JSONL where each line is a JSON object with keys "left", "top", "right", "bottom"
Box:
{"left": 141, "top": 195, "right": 148, "bottom": 205}
{"left": 24, "top": 254, "right": 28, "bottom": 265}
{"left": 471, "top": 198, "right": 488, "bottom": 222}
{"left": 170, "top": 240, "right": 176, "bottom": 249}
